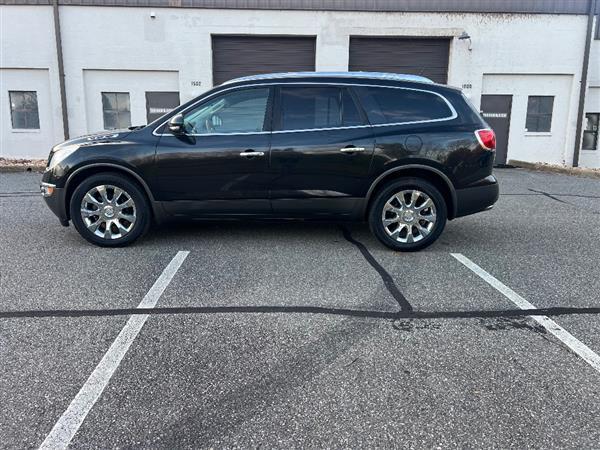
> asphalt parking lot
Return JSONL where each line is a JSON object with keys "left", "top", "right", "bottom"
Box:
{"left": 1, "top": 168, "right": 599, "bottom": 448}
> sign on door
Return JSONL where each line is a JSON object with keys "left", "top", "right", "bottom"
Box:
{"left": 145, "top": 91, "right": 180, "bottom": 124}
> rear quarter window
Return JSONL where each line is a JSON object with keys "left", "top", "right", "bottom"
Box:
{"left": 354, "top": 86, "right": 454, "bottom": 125}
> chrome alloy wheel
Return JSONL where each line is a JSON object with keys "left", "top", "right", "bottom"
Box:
{"left": 80, "top": 185, "right": 137, "bottom": 239}
{"left": 381, "top": 190, "right": 437, "bottom": 244}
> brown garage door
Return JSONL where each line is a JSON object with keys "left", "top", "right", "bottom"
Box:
{"left": 349, "top": 37, "right": 450, "bottom": 84}
{"left": 212, "top": 36, "right": 316, "bottom": 86}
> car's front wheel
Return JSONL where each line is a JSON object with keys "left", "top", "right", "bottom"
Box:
{"left": 369, "top": 177, "right": 447, "bottom": 251}
{"left": 69, "top": 172, "right": 150, "bottom": 247}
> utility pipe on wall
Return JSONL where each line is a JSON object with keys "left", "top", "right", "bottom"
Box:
{"left": 53, "top": 0, "right": 69, "bottom": 140}
{"left": 572, "top": 0, "right": 596, "bottom": 167}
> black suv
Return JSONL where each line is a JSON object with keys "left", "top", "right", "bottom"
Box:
{"left": 41, "top": 72, "right": 498, "bottom": 251}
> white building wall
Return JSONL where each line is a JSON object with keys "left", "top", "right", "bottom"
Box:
{"left": 482, "top": 74, "right": 575, "bottom": 165}
{"left": 0, "top": 5, "right": 596, "bottom": 168}
{"left": 0, "top": 6, "right": 63, "bottom": 158}
{"left": 1, "top": 68, "right": 56, "bottom": 158}
{"left": 82, "top": 69, "right": 179, "bottom": 132}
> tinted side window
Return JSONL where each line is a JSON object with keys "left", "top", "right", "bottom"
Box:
{"left": 280, "top": 87, "right": 342, "bottom": 130}
{"left": 183, "top": 87, "right": 269, "bottom": 134}
{"left": 355, "top": 86, "right": 453, "bottom": 125}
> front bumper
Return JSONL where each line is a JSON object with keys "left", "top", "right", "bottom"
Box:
{"left": 41, "top": 182, "right": 69, "bottom": 226}
{"left": 454, "top": 175, "right": 499, "bottom": 218}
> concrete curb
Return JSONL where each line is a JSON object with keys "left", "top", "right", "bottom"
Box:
{"left": 508, "top": 159, "right": 600, "bottom": 180}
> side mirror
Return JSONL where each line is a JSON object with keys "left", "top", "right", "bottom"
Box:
{"left": 168, "top": 113, "right": 185, "bottom": 134}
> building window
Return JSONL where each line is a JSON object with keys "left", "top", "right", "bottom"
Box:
{"left": 9, "top": 91, "right": 40, "bottom": 129}
{"left": 102, "top": 92, "right": 131, "bottom": 130}
{"left": 525, "top": 96, "right": 554, "bottom": 132}
{"left": 582, "top": 113, "right": 599, "bottom": 150}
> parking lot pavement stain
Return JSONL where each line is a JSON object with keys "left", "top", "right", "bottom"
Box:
{"left": 339, "top": 225, "right": 413, "bottom": 311}
{"left": 392, "top": 320, "right": 442, "bottom": 332}
{"left": 479, "top": 317, "right": 547, "bottom": 334}
{"left": 140, "top": 318, "right": 382, "bottom": 447}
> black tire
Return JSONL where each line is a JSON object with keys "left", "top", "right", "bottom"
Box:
{"left": 69, "top": 172, "right": 151, "bottom": 247}
{"left": 368, "top": 177, "right": 447, "bottom": 252}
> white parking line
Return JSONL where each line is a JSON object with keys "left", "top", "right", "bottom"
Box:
{"left": 39, "top": 251, "right": 190, "bottom": 450}
{"left": 451, "top": 253, "right": 600, "bottom": 375}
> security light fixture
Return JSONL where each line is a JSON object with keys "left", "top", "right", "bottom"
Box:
{"left": 458, "top": 31, "right": 472, "bottom": 51}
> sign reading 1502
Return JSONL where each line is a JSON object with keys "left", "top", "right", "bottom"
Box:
{"left": 191, "top": 81, "right": 202, "bottom": 87}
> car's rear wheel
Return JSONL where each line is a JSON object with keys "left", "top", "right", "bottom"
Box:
{"left": 369, "top": 177, "right": 447, "bottom": 251}
{"left": 69, "top": 172, "right": 150, "bottom": 247}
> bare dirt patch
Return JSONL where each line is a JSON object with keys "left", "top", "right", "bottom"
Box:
{"left": 0, "top": 158, "right": 46, "bottom": 173}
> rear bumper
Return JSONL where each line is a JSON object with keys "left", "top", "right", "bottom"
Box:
{"left": 41, "top": 183, "right": 69, "bottom": 226}
{"left": 454, "top": 175, "right": 499, "bottom": 218}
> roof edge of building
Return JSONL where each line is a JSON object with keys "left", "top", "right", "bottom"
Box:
{"left": 1, "top": 0, "right": 598, "bottom": 16}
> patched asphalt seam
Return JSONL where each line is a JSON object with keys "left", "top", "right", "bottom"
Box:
{"left": 339, "top": 225, "right": 413, "bottom": 311}
{"left": 1, "top": 305, "right": 599, "bottom": 320}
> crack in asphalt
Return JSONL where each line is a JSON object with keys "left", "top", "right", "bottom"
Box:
{"left": 500, "top": 189, "right": 599, "bottom": 214}
{"left": 0, "top": 191, "right": 40, "bottom": 198}
{"left": 527, "top": 188, "right": 571, "bottom": 205}
{"left": 527, "top": 188, "right": 600, "bottom": 214}
{"left": 502, "top": 192, "right": 600, "bottom": 199}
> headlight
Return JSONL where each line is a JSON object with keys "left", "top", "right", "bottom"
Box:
{"left": 47, "top": 145, "right": 79, "bottom": 170}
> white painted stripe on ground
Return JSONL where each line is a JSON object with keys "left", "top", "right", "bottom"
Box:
{"left": 39, "top": 251, "right": 190, "bottom": 450}
{"left": 451, "top": 253, "right": 600, "bottom": 374}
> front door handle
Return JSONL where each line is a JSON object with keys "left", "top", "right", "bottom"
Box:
{"left": 340, "top": 147, "right": 366, "bottom": 153}
{"left": 240, "top": 150, "right": 265, "bottom": 158}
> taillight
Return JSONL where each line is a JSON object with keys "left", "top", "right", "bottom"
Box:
{"left": 475, "top": 128, "right": 496, "bottom": 151}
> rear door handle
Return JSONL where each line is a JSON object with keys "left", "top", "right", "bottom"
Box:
{"left": 340, "top": 147, "right": 366, "bottom": 153}
{"left": 240, "top": 150, "right": 265, "bottom": 158}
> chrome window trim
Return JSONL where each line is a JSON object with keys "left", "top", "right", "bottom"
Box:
{"left": 153, "top": 82, "right": 458, "bottom": 137}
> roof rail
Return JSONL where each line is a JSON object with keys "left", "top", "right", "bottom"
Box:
{"left": 223, "top": 71, "right": 435, "bottom": 85}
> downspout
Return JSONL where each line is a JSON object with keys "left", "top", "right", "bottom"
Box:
{"left": 572, "top": 0, "right": 596, "bottom": 167}
{"left": 52, "top": 0, "right": 69, "bottom": 140}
